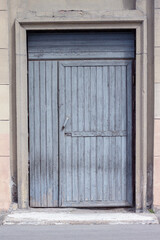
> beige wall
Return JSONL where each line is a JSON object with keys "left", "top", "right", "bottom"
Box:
{"left": 0, "top": 0, "right": 11, "bottom": 211}
{"left": 14, "top": 0, "right": 135, "bottom": 16}
{"left": 0, "top": 0, "right": 158, "bottom": 211}
{"left": 25, "top": 0, "right": 135, "bottom": 10}
{"left": 154, "top": 0, "right": 160, "bottom": 209}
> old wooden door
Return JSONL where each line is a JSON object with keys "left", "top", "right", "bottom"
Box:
{"left": 29, "top": 61, "right": 59, "bottom": 207}
{"left": 28, "top": 31, "right": 134, "bottom": 207}
{"left": 59, "top": 60, "right": 132, "bottom": 207}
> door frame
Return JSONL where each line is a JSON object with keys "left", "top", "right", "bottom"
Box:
{"left": 15, "top": 13, "right": 147, "bottom": 211}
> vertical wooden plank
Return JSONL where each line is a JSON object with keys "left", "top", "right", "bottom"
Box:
{"left": 51, "top": 61, "right": 58, "bottom": 206}
{"left": 72, "top": 137, "right": 78, "bottom": 202}
{"left": 77, "top": 67, "right": 84, "bottom": 132}
{"left": 46, "top": 61, "right": 51, "bottom": 206}
{"left": 115, "top": 66, "right": 122, "bottom": 131}
{"left": 115, "top": 66, "right": 122, "bottom": 201}
{"left": 34, "top": 61, "right": 41, "bottom": 206}
{"left": 122, "top": 66, "right": 127, "bottom": 131}
{"left": 118, "top": 67, "right": 123, "bottom": 202}
{"left": 39, "top": 61, "right": 47, "bottom": 207}
{"left": 90, "top": 66, "right": 97, "bottom": 201}
{"left": 72, "top": 67, "right": 78, "bottom": 132}
{"left": 77, "top": 67, "right": 84, "bottom": 202}
{"left": 96, "top": 66, "right": 103, "bottom": 200}
{"left": 84, "top": 67, "right": 91, "bottom": 131}
{"left": 103, "top": 137, "right": 109, "bottom": 200}
{"left": 110, "top": 137, "right": 116, "bottom": 201}
{"left": 108, "top": 137, "right": 112, "bottom": 201}
{"left": 121, "top": 66, "right": 127, "bottom": 201}
{"left": 91, "top": 67, "right": 97, "bottom": 131}
{"left": 59, "top": 63, "right": 66, "bottom": 205}
{"left": 78, "top": 137, "right": 84, "bottom": 202}
{"left": 109, "top": 66, "right": 116, "bottom": 201}
{"left": 103, "top": 66, "right": 109, "bottom": 131}
{"left": 84, "top": 137, "right": 91, "bottom": 201}
{"left": 97, "top": 137, "right": 103, "bottom": 200}
{"left": 84, "top": 67, "right": 91, "bottom": 201}
{"left": 103, "top": 66, "right": 109, "bottom": 201}
{"left": 97, "top": 67, "right": 103, "bottom": 131}
{"left": 72, "top": 67, "right": 78, "bottom": 201}
{"left": 45, "top": 61, "right": 52, "bottom": 207}
{"left": 122, "top": 136, "right": 127, "bottom": 201}
{"left": 126, "top": 62, "right": 133, "bottom": 205}
{"left": 29, "top": 61, "right": 35, "bottom": 206}
{"left": 65, "top": 66, "right": 72, "bottom": 202}
{"left": 65, "top": 67, "right": 72, "bottom": 132}
{"left": 115, "top": 137, "right": 121, "bottom": 201}
{"left": 90, "top": 137, "right": 97, "bottom": 200}
{"left": 109, "top": 66, "right": 115, "bottom": 131}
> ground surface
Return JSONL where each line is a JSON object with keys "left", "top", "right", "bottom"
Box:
{"left": 0, "top": 225, "right": 160, "bottom": 240}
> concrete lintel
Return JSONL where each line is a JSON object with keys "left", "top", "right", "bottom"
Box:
{"left": 16, "top": 10, "right": 145, "bottom": 24}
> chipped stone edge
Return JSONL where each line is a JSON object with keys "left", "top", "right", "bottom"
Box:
{"left": 3, "top": 213, "right": 159, "bottom": 225}
{"left": 3, "top": 220, "right": 159, "bottom": 225}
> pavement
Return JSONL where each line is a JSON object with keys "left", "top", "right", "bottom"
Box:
{"left": 1, "top": 225, "right": 160, "bottom": 240}
{"left": 2, "top": 208, "right": 159, "bottom": 225}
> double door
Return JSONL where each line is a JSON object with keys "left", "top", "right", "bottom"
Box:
{"left": 29, "top": 59, "right": 133, "bottom": 207}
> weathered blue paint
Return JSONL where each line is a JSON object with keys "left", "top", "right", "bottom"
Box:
{"left": 59, "top": 60, "right": 133, "bottom": 207}
{"left": 28, "top": 31, "right": 135, "bottom": 60}
{"left": 29, "top": 61, "right": 58, "bottom": 207}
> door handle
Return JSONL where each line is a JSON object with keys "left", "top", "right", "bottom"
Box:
{"left": 62, "top": 117, "right": 69, "bottom": 130}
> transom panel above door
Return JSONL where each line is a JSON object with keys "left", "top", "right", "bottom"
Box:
{"left": 59, "top": 60, "right": 132, "bottom": 207}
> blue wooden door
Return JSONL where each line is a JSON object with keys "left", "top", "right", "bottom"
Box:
{"left": 59, "top": 60, "right": 133, "bottom": 207}
{"left": 29, "top": 61, "right": 58, "bottom": 207}
{"left": 28, "top": 31, "right": 134, "bottom": 207}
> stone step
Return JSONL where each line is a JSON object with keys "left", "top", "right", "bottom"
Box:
{"left": 3, "top": 209, "right": 159, "bottom": 225}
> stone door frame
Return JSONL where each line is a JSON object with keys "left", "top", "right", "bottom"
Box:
{"left": 15, "top": 11, "right": 147, "bottom": 211}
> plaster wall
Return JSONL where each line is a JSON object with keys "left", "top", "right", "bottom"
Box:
{"left": 14, "top": 0, "right": 135, "bottom": 13}
{"left": 0, "top": 0, "right": 11, "bottom": 211}
{"left": 154, "top": 0, "right": 160, "bottom": 209}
